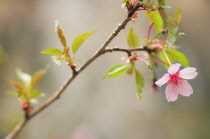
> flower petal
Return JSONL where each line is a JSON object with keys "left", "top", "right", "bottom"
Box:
{"left": 179, "top": 67, "right": 198, "bottom": 79}
{"left": 165, "top": 83, "right": 179, "bottom": 102}
{"left": 177, "top": 80, "right": 193, "bottom": 96}
{"left": 155, "top": 73, "right": 170, "bottom": 87}
{"left": 168, "top": 63, "right": 181, "bottom": 74}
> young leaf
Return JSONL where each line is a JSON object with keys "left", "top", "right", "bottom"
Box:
{"left": 55, "top": 20, "right": 67, "bottom": 47}
{"left": 134, "top": 69, "right": 144, "bottom": 100}
{"left": 41, "top": 48, "right": 63, "bottom": 55}
{"left": 158, "top": 0, "right": 165, "bottom": 6}
{"left": 158, "top": 49, "right": 190, "bottom": 68}
{"left": 144, "top": 11, "right": 163, "bottom": 34}
{"left": 158, "top": 51, "right": 174, "bottom": 69}
{"left": 126, "top": 64, "right": 135, "bottom": 75}
{"left": 31, "top": 89, "right": 44, "bottom": 99}
{"left": 104, "top": 64, "right": 129, "bottom": 78}
{"left": 8, "top": 80, "right": 24, "bottom": 90}
{"left": 175, "top": 8, "right": 181, "bottom": 24}
{"left": 7, "top": 90, "right": 26, "bottom": 100}
{"left": 159, "top": 9, "right": 179, "bottom": 47}
{"left": 177, "top": 32, "right": 185, "bottom": 38}
{"left": 8, "top": 68, "right": 47, "bottom": 102}
{"left": 7, "top": 91, "right": 19, "bottom": 97}
{"left": 8, "top": 80, "right": 29, "bottom": 100}
{"left": 160, "top": 2, "right": 171, "bottom": 8}
{"left": 166, "top": 50, "right": 190, "bottom": 67}
{"left": 16, "top": 68, "right": 31, "bottom": 87}
{"left": 122, "top": 0, "right": 128, "bottom": 3}
{"left": 31, "top": 67, "right": 48, "bottom": 89}
{"left": 72, "top": 29, "right": 98, "bottom": 54}
{"left": 75, "top": 59, "right": 86, "bottom": 62}
{"left": 127, "top": 27, "right": 139, "bottom": 48}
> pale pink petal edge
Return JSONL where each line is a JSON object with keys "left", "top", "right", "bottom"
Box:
{"left": 165, "top": 83, "right": 179, "bottom": 102}
{"left": 155, "top": 73, "right": 170, "bottom": 87}
{"left": 179, "top": 67, "right": 198, "bottom": 79}
{"left": 178, "top": 80, "right": 193, "bottom": 96}
{"left": 168, "top": 63, "right": 181, "bottom": 74}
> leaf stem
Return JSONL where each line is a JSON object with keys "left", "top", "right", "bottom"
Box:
{"left": 162, "top": 50, "right": 171, "bottom": 66}
{"left": 4, "top": 118, "right": 28, "bottom": 139}
{"left": 148, "top": 30, "right": 163, "bottom": 43}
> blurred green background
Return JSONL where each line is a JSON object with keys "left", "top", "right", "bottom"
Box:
{"left": 0, "top": 0, "right": 210, "bottom": 139}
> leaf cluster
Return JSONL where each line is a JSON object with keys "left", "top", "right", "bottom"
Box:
{"left": 41, "top": 21, "right": 98, "bottom": 67}
{"left": 104, "top": 0, "right": 189, "bottom": 100}
{"left": 8, "top": 68, "right": 48, "bottom": 102}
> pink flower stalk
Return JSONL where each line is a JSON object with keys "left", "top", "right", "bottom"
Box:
{"left": 155, "top": 63, "right": 198, "bottom": 102}
{"left": 149, "top": 40, "right": 168, "bottom": 51}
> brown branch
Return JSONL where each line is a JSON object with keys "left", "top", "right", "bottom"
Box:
{"left": 4, "top": 1, "right": 142, "bottom": 139}
{"left": 5, "top": 118, "right": 28, "bottom": 139}
{"left": 127, "top": 0, "right": 142, "bottom": 18}
{"left": 104, "top": 47, "right": 155, "bottom": 54}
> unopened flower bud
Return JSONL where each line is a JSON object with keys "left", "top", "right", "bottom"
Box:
{"left": 20, "top": 100, "right": 29, "bottom": 110}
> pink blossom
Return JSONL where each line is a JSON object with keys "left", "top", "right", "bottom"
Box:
{"left": 155, "top": 63, "right": 198, "bottom": 102}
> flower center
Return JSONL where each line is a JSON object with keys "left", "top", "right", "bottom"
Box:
{"left": 169, "top": 72, "right": 182, "bottom": 85}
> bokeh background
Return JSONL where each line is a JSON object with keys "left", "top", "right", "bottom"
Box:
{"left": 0, "top": 0, "right": 210, "bottom": 139}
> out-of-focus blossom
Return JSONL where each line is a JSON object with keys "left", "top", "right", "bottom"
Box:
{"left": 70, "top": 125, "right": 97, "bottom": 139}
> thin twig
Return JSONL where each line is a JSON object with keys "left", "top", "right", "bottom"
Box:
{"left": 5, "top": 1, "right": 142, "bottom": 139}
{"left": 104, "top": 47, "right": 154, "bottom": 54}
{"left": 5, "top": 118, "right": 28, "bottom": 139}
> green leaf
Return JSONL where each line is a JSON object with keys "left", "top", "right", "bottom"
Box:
{"left": 16, "top": 68, "right": 31, "bottom": 87}
{"left": 177, "top": 32, "right": 185, "bottom": 38}
{"left": 160, "top": 2, "right": 172, "bottom": 8}
{"left": 159, "top": 9, "right": 179, "bottom": 47}
{"left": 134, "top": 69, "right": 144, "bottom": 100}
{"left": 158, "top": 51, "right": 174, "bottom": 69}
{"left": 144, "top": 10, "right": 163, "bottom": 34}
{"left": 104, "top": 64, "right": 129, "bottom": 78}
{"left": 30, "top": 89, "right": 44, "bottom": 99}
{"left": 158, "top": 0, "right": 171, "bottom": 8}
{"left": 41, "top": 48, "right": 63, "bottom": 55}
{"left": 158, "top": 50, "right": 190, "bottom": 68}
{"left": 158, "top": 0, "right": 165, "bottom": 6}
{"left": 122, "top": 0, "right": 128, "bottom": 3}
{"left": 144, "top": 1, "right": 154, "bottom": 8}
{"left": 72, "top": 29, "right": 98, "bottom": 54}
{"left": 7, "top": 91, "right": 19, "bottom": 97}
{"left": 166, "top": 50, "right": 190, "bottom": 67}
{"left": 75, "top": 59, "right": 86, "bottom": 62}
{"left": 127, "top": 27, "right": 139, "bottom": 48}
{"left": 126, "top": 64, "right": 135, "bottom": 75}
{"left": 8, "top": 68, "right": 47, "bottom": 102}
{"left": 175, "top": 8, "right": 181, "bottom": 24}
{"left": 8, "top": 80, "right": 28, "bottom": 100}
